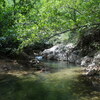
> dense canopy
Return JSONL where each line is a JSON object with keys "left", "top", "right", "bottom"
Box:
{"left": 0, "top": 0, "right": 100, "bottom": 53}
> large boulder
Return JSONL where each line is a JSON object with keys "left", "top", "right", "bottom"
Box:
{"left": 42, "top": 43, "right": 75, "bottom": 61}
{"left": 42, "top": 43, "right": 83, "bottom": 63}
{"left": 68, "top": 50, "right": 81, "bottom": 64}
{"left": 42, "top": 44, "right": 59, "bottom": 60}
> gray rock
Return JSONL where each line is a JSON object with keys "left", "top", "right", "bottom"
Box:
{"left": 81, "top": 56, "right": 92, "bottom": 67}
{"left": 68, "top": 53, "right": 80, "bottom": 63}
{"left": 93, "top": 53, "right": 100, "bottom": 66}
{"left": 82, "top": 51, "right": 100, "bottom": 76}
{"left": 42, "top": 43, "right": 75, "bottom": 61}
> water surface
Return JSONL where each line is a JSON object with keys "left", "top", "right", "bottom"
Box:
{"left": 0, "top": 61, "right": 100, "bottom": 100}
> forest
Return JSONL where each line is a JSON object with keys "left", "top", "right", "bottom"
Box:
{"left": 0, "top": 0, "right": 100, "bottom": 100}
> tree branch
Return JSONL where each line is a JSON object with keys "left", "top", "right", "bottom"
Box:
{"left": 47, "top": 22, "right": 100, "bottom": 39}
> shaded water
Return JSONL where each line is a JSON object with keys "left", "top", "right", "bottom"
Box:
{"left": 0, "top": 61, "right": 100, "bottom": 100}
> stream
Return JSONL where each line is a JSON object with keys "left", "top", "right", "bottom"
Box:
{"left": 0, "top": 60, "right": 100, "bottom": 100}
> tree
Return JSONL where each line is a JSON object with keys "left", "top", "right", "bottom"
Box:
{"left": 0, "top": 0, "right": 100, "bottom": 53}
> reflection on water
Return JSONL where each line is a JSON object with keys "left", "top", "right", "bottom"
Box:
{"left": 0, "top": 61, "right": 100, "bottom": 100}
{"left": 43, "top": 60, "right": 77, "bottom": 69}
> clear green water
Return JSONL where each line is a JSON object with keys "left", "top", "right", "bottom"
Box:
{"left": 0, "top": 61, "right": 100, "bottom": 100}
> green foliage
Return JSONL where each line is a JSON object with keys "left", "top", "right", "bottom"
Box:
{"left": 0, "top": 0, "right": 100, "bottom": 52}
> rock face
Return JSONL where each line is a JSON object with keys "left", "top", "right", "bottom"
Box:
{"left": 81, "top": 56, "right": 93, "bottom": 67}
{"left": 42, "top": 43, "right": 74, "bottom": 61}
{"left": 42, "top": 43, "right": 100, "bottom": 76}
{"left": 42, "top": 43, "right": 82, "bottom": 64}
{"left": 80, "top": 52, "right": 100, "bottom": 88}
{"left": 81, "top": 51, "right": 100, "bottom": 76}
{"left": 68, "top": 50, "right": 81, "bottom": 64}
